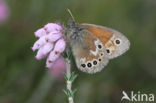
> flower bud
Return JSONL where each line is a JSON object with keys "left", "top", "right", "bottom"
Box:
{"left": 34, "top": 28, "right": 46, "bottom": 37}
{"left": 44, "top": 23, "right": 62, "bottom": 34}
{"left": 45, "top": 32, "right": 62, "bottom": 43}
{"left": 54, "top": 38, "right": 66, "bottom": 53}
{"left": 46, "top": 50, "right": 60, "bottom": 68}
{"left": 35, "top": 47, "right": 45, "bottom": 60}
{"left": 35, "top": 43, "right": 53, "bottom": 60}
{"left": 42, "top": 43, "right": 54, "bottom": 55}
{"left": 32, "top": 36, "right": 47, "bottom": 51}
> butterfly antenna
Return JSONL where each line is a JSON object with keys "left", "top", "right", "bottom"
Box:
{"left": 67, "top": 8, "right": 75, "bottom": 22}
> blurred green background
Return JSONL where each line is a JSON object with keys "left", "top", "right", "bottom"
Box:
{"left": 0, "top": 0, "right": 156, "bottom": 103}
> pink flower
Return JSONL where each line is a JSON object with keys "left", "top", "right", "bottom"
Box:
{"left": 46, "top": 39, "right": 66, "bottom": 68}
{"left": 54, "top": 39, "right": 66, "bottom": 53}
{"left": 47, "top": 57, "right": 66, "bottom": 79}
{"left": 34, "top": 28, "right": 46, "bottom": 38}
{"left": 44, "top": 23, "right": 63, "bottom": 34}
{"left": 32, "top": 36, "right": 47, "bottom": 51}
{"left": 35, "top": 43, "right": 53, "bottom": 60}
{"left": 45, "top": 32, "right": 63, "bottom": 42}
{"left": 0, "top": 0, "right": 10, "bottom": 25}
{"left": 32, "top": 23, "right": 66, "bottom": 69}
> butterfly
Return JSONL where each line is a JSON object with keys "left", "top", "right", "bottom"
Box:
{"left": 67, "top": 19, "right": 130, "bottom": 74}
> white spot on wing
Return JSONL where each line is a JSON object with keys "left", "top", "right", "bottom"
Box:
{"left": 90, "top": 49, "right": 98, "bottom": 56}
{"left": 94, "top": 39, "right": 100, "bottom": 45}
{"left": 89, "top": 39, "right": 101, "bottom": 56}
{"left": 80, "top": 58, "right": 86, "bottom": 62}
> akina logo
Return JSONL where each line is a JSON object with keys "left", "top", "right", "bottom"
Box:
{"left": 121, "top": 91, "right": 155, "bottom": 102}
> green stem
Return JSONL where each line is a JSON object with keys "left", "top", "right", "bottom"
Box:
{"left": 65, "top": 58, "right": 74, "bottom": 103}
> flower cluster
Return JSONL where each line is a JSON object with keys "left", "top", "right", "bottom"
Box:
{"left": 32, "top": 23, "right": 66, "bottom": 69}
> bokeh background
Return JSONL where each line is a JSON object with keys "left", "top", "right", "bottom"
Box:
{"left": 0, "top": 0, "right": 156, "bottom": 103}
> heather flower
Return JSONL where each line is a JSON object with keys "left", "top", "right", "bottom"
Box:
{"left": 35, "top": 43, "right": 53, "bottom": 60}
{"left": 32, "top": 23, "right": 66, "bottom": 69}
{"left": 0, "top": 0, "right": 9, "bottom": 25}
{"left": 45, "top": 32, "right": 63, "bottom": 42}
{"left": 32, "top": 36, "right": 47, "bottom": 51}
{"left": 46, "top": 38, "right": 66, "bottom": 68}
{"left": 44, "top": 23, "right": 63, "bottom": 34}
{"left": 32, "top": 10, "right": 77, "bottom": 103}
{"left": 34, "top": 28, "right": 46, "bottom": 37}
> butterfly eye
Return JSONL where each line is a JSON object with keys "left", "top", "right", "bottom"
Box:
{"left": 98, "top": 44, "right": 102, "bottom": 49}
{"left": 81, "top": 64, "right": 86, "bottom": 68}
{"left": 106, "top": 49, "right": 110, "bottom": 54}
{"left": 93, "top": 60, "right": 97, "bottom": 65}
{"left": 87, "top": 62, "right": 92, "bottom": 67}
{"left": 114, "top": 39, "right": 121, "bottom": 45}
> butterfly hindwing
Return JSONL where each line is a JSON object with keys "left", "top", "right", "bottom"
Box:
{"left": 69, "top": 26, "right": 109, "bottom": 73}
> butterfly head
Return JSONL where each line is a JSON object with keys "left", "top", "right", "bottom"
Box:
{"left": 67, "top": 19, "right": 84, "bottom": 43}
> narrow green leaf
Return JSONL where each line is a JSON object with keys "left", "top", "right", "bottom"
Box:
{"left": 67, "top": 89, "right": 72, "bottom": 97}
{"left": 69, "top": 72, "right": 75, "bottom": 81}
{"left": 63, "top": 89, "right": 68, "bottom": 96}
{"left": 71, "top": 74, "right": 78, "bottom": 82}
{"left": 62, "top": 72, "right": 68, "bottom": 80}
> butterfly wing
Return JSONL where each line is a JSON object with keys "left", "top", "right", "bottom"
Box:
{"left": 81, "top": 24, "right": 130, "bottom": 59}
{"left": 68, "top": 26, "right": 109, "bottom": 74}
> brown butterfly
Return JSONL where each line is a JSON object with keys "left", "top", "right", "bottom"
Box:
{"left": 67, "top": 17, "right": 130, "bottom": 74}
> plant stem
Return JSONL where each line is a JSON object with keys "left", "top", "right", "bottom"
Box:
{"left": 65, "top": 58, "right": 74, "bottom": 103}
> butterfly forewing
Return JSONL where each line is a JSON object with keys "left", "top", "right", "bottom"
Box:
{"left": 81, "top": 24, "right": 130, "bottom": 59}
